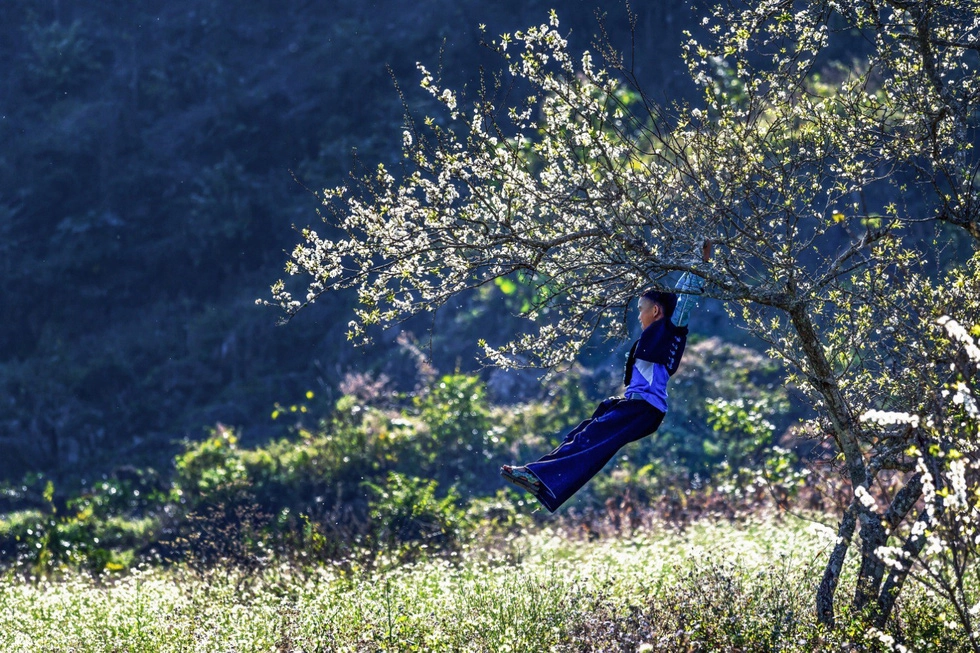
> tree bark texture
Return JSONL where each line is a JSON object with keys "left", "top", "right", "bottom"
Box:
{"left": 818, "top": 502, "right": 858, "bottom": 627}
{"left": 853, "top": 511, "right": 888, "bottom": 614}
{"left": 874, "top": 507, "right": 931, "bottom": 628}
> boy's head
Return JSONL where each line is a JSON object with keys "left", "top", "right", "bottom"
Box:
{"left": 638, "top": 289, "right": 677, "bottom": 329}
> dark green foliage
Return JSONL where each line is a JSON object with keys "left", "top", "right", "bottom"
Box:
{"left": 0, "top": 473, "right": 166, "bottom": 574}
{"left": 365, "top": 472, "right": 465, "bottom": 561}
{"left": 21, "top": 19, "right": 107, "bottom": 100}
{"left": 659, "top": 338, "right": 792, "bottom": 480}
{"left": 67, "top": 467, "right": 172, "bottom": 519}
{"left": 411, "top": 374, "right": 496, "bottom": 491}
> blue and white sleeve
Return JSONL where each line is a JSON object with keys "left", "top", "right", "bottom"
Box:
{"left": 671, "top": 272, "right": 705, "bottom": 328}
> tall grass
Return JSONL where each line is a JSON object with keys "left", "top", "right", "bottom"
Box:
{"left": 0, "top": 512, "right": 960, "bottom": 651}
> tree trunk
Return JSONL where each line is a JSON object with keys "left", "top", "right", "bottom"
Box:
{"left": 787, "top": 306, "right": 867, "bottom": 487}
{"left": 853, "top": 511, "right": 888, "bottom": 614}
{"left": 788, "top": 305, "right": 872, "bottom": 623}
{"left": 818, "top": 502, "right": 858, "bottom": 626}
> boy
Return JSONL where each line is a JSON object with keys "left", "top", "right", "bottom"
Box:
{"left": 501, "top": 241, "right": 712, "bottom": 512}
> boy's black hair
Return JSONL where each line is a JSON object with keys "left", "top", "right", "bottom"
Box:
{"left": 641, "top": 289, "right": 678, "bottom": 321}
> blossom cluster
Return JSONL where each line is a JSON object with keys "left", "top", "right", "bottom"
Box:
{"left": 268, "top": 13, "right": 722, "bottom": 367}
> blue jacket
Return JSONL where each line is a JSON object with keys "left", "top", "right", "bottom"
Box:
{"left": 624, "top": 272, "right": 704, "bottom": 411}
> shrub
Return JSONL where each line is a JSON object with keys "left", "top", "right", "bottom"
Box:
{"left": 706, "top": 397, "right": 808, "bottom": 504}
{"left": 364, "top": 471, "right": 465, "bottom": 561}
{"left": 168, "top": 386, "right": 489, "bottom": 565}
{"left": 173, "top": 424, "right": 249, "bottom": 502}
{"left": 0, "top": 488, "right": 158, "bottom": 575}
{"left": 409, "top": 373, "right": 501, "bottom": 491}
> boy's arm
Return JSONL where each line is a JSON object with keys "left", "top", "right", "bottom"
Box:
{"left": 671, "top": 240, "right": 712, "bottom": 328}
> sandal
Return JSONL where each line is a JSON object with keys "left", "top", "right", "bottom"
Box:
{"left": 500, "top": 465, "right": 543, "bottom": 495}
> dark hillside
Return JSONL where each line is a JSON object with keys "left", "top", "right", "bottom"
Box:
{"left": 0, "top": 1, "right": 706, "bottom": 481}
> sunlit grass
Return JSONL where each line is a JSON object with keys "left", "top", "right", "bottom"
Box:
{"left": 0, "top": 512, "right": 960, "bottom": 652}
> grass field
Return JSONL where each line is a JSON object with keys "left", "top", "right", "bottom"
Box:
{"left": 0, "top": 511, "right": 961, "bottom": 652}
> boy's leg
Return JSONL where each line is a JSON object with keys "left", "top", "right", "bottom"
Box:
{"left": 524, "top": 398, "right": 664, "bottom": 512}
{"left": 534, "top": 396, "right": 623, "bottom": 464}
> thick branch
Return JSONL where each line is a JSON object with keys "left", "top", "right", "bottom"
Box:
{"left": 788, "top": 304, "right": 867, "bottom": 488}
{"left": 818, "top": 501, "right": 859, "bottom": 626}
{"left": 874, "top": 506, "right": 932, "bottom": 628}
{"left": 882, "top": 472, "right": 923, "bottom": 532}
{"left": 854, "top": 472, "right": 923, "bottom": 617}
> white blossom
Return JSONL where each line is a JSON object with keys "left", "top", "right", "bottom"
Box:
{"left": 439, "top": 89, "right": 457, "bottom": 110}
{"left": 861, "top": 410, "right": 920, "bottom": 428}
{"left": 854, "top": 485, "right": 877, "bottom": 511}
{"left": 939, "top": 316, "right": 980, "bottom": 364}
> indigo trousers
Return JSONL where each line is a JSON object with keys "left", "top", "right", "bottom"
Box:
{"left": 526, "top": 396, "right": 665, "bottom": 512}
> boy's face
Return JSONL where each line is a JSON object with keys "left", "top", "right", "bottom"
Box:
{"left": 638, "top": 297, "right": 664, "bottom": 330}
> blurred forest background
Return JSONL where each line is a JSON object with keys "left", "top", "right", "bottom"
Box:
{"left": 0, "top": 0, "right": 721, "bottom": 483}
{"left": 0, "top": 0, "right": 829, "bottom": 573}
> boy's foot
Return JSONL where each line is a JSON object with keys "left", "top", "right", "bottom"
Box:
{"left": 500, "top": 465, "right": 544, "bottom": 495}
